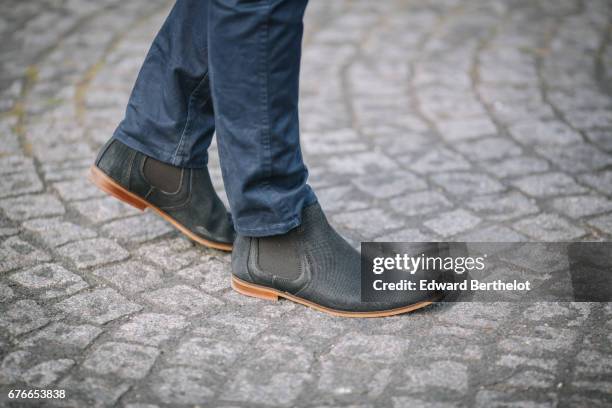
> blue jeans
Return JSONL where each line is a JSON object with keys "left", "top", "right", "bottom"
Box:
{"left": 113, "top": 0, "right": 316, "bottom": 237}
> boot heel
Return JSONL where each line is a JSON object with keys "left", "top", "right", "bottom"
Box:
{"left": 231, "top": 276, "right": 279, "bottom": 301}
{"left": 88, "top": 166, "right": 148, "bottom": 211}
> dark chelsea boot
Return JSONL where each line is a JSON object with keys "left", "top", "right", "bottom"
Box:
{"left": 231, "top": 202, "right": 441, "bottom": 317}
{"left": 89, "top": 138, "right": 235, "bottom": 251}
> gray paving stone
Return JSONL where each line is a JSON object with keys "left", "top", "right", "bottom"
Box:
{"left": 57, "top": 237, "right": 129, "bottom": 269}
{"left": 327, "top": 151, "right": 399, "bottom": 175}
{"left": 483, "top": 156, "right": 550, "bottom": 178}
{"left": 380, "top": 131, "right": 433, "bottom": 157}
{"left": 576, "top": 350, "right": 612, "bottom": 374}
{"left": 408, "top": 148, "right": 472, "bottom": 174}
{"left": 480, "top": 61, "right": 538, "bottom": 86}
{"left": 509, "top": 370, "right": 556, "bottom": 389}
{"left": 0, "top": 350, "right": 33, "bottom": 385}
{"left": 316, "top": 185, "right": 370, "bottom": 213}
{"left": 548, "top": 88, "right": 612, "bottom": 112}
{"left": 92, "top": 261, "right": 163, "bottom": 294}
{"left": 514, "top": 214, "right": 585, "bottom": 241}
{"left": 579, "top": 170, "right": 612, "bottom": 195}
{"left": 22, "top": 217, "right": 97, "bottom": 247}
{"left": 22, "top": 322, "right": 102, "bottom": 350}
{"left": 302, "top": 128, "right": 368, "bottom": 155}
{"left": 570, "top": 381, "right": 612, "bottom": 397}
{"left": 390, "top": 190, "right": 452, "bottom": 217}
{"left": 0, "top": 227, "right": 20, "bottom": 237}
{"left": 333, "top": 208, "right": 401, "bottom": 237}
{"left": 475, "top": 390, "right": 556, "bottom": 408}
{"left": 329, "top": 333, "right": 409, "bottom": 364}
{"left": 168, "top": 336, "right": 245, "bottom": 369}
{"left": 32, "top": 142, "right": 95, "bottom": 164}
{"left": 0, "top": 300, "right": 49, "bottom": 335}
{"left": 522, "top": 303, "right": 573, "bottom": 322}
{"left": 587, "top": 213, "right": 612, "bottom": 235}
{"left": 9, "top": 263, "right": 88, "bottom": 299}
{"left": 144, "top": 285, "right": 223, "bottom": 316}
{"left": 536, "top": 143, "right": 612, "bottom": 173}
{"left": 151, "top": 367, "right": 218, "bottom": 405}
{"left": 100, "top": 212, "right": 173, "bottom": 243}
{"left": 0, "top": 283, "right": 14, "bottom": 303}
{"left": 0, "top": 236, "right": 51, "bottom": 272}
{"left": 550, "top": 195, "right": 612, "bottom": 218}
{"left": 374, "top": 228, "right": 438, "bottom": 242}
{"left": 178, "top": 260, "right": 231, "bottom": 292}
{"left": 431, "top": 172, "right": 505, "bottom": 196}
{"left": 437, "top": 303, "right": 513, "bottom": 329}
{"left": 194, "top": 313, "right": 270, "bottom": 342}
{"left": 222, "top": 287, "right": 265, "bottom": 306}
{"left": 83, "top": 342, "right": 159, "bottom": 379}
{"left": 113, "top": 313, "right": 189, "bottom": 346}
{"left": 54, "top": 288, "right": 142, "bottom": 324}
{"left": 509, "top": 120, "right": 583, "bottom": 146}
{"left": 0, "top": 131, "right": 21, "bottom": 157}
{"left": 0, "top": 171, "right": 43, "bottom": 198}
{"left": 221, "top": 369, "right": 311, "bottom": 406}
{"left": 465, "top": 191, "right": 539, "bottom": 221}
{"left": 437, "top": 117, "right": 497, "bottom": 141}
{"left": 40, "top": 161, "right": 90, "bottom": 182}
{"left": 53, "top": 176, "right": 105, "bottom": 201}
{"left": 457, "top": 225, "right": 527, "bottom": 242}
{"left": 21, "top": 358, "right": 74, "bottom": 387}
{"left": 71, "top": 196, "right": 140, "bottom": 224}
{"left": 392, "top": 397, "right": 456, "bottom": 408}
{"left": 124, "top": 404, "right": 161, "bottom": 408}
{"left": 0, "top": 156, "right": 36, "bottom": 175}
{"left": 499, "top": 243, "right": 570, "bottom": 274}
{"left": 58, "top": 375, "right": 130, "bottom": 408}
{"left": 136, "top": 238, "right": 198, "bottom": 271}
{"left": 511, "top": 173, "right": 587, "bottom": 197}
{"left": 242, "top": 334, "right": 315, "bottom": 372}
{"left": 499, "top": 326, "right": 578, "bottom": 354}
{"left": 318, "top": 358, "right": 392, "bottom": 399}
{"left": 352, "top": 171, "right": 427, "bottom": 198}
{"left": 496, "top": 354, "right": 557, "bottom": 371}
{"left": 585, "top": 129, "right": 612, "bottom": 151}
{"left": 455, "top": 137, "right": 523, "bottom": 160}
{"left": 400, "top": 361, "right": 468, "bottom": 393}
{"left": 424, "top": 209, "right": 481, "bottom": 236}
{"left": 0, "top": 193, "right": 65, "bottom": 220}
{"left": 565, "top": 109, "right": 612, "bottom": 130}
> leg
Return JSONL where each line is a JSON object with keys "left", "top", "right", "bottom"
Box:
{"left": 212, "top": 0, "right": 442, "bottom": 316}
{"left": 208, "top": 0, "right": 316, "bottom": 236}
{"left": 90, "top": 0, "right": 235, "bottom": 250}
{"left": 114, "top": 0, "right": 215, "bottom": 168}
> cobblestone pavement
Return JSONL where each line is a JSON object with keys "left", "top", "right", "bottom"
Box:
{"left": 1, "top": 0, "right": 611, "bottom": 407}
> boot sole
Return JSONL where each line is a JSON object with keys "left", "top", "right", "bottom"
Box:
{"left": 88, "top": 165, "right": 233, "bottom": 252}
{"left": 231, "top": 275, "right": 436, "bottom": 318}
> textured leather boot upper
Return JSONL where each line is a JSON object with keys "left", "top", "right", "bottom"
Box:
{"left": 95, "top": 138, "right": 235, "bottom": 245}
{"left": 232, "top": 202, "right": 440, "bottom": 312}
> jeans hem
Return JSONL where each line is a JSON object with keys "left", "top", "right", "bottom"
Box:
{"left": 235, "top": 216, "right": 301, "bottom": 237}
{"left": 113, "top": 130, "right": 208, "bottom": 169}
{"left": 236, "top": 194, "right": 319, "bottom": 237}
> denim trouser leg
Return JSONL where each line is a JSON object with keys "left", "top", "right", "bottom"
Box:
{"left": 209, "top": 0, "right": 316, "bottom": 236}
{"left": 113, "top": 0, "right": 215, "bottom": 168}
{"left": 113, "top": 0, "right": 316, "bottom": 236}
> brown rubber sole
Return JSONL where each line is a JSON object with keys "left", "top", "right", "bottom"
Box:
{"left": 231, "top": 275, "right": 436, "bottom": 318}
{"left": 88, "top": 165, "right": 233, "bottom": 252}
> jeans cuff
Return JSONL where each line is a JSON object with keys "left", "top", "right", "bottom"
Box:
{"left": 235, "top": 215, "right": 302, "bottom": 237}
{"left": 113, "top": 130, "right": 208, "bottom": 169}
{"left": 236, "top": 194, "right": 319, "bottom": 237}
